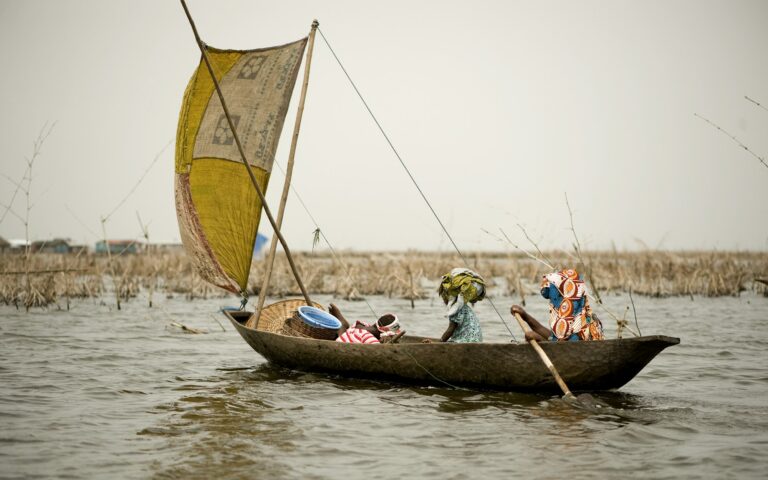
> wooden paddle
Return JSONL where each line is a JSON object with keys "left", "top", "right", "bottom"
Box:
{"left": 513, "top": 312, "right": 577, "bottom": 401}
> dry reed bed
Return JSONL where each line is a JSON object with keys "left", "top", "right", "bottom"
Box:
{"left": 0, "top": 250, "right": 766, "bottom": 308}
{"left": 257, "top": 250, "right": 768, "bottom": 300}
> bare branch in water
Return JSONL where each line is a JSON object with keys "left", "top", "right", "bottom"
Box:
{"left": 486, "top": 227, "right": 554, "bottom": 270}
{"left": 595, "top": 301, "right": 639, "bottom": 337}
{"left": 0, "top": 201, "right": 25, "bottom": 224}
{"left": 516, "top": 223, "right": 554, "bottom": 269}
{"left": 694, "top": 113, "right": 767, "bottom": 170}
{"left": 745, "top": 95, "right": 768, "bottom": 114}
{"left": 209, "top": 315, "right": 227, "bottom": 332}
{"left": 1, "top": 172, "right": 26, "bottom": 190}
{"left": 21, "top": 122, "right": 56, "bottom": 311}
{"left": 0, "top": 268, "right": 88, "bottom": 276}
{"left": 564, "top": 193, "right": 584, "bottom": 261}
{"left": 629, "top": 286, "right": 641, "bottom": 336}
{"left": 563, "top": 193, "right": 604, "bottom": 303}
{"left": 170, "top": 321, "right": 207, "bottom": 334}
{"left": 103, "top": 139, "right": 173, "bottom": 222}
{"left": 64, "top": 204, "right": 99, "bottom": 239}
{"left": 1, "top": 162, "right": 31, "bottom": 227}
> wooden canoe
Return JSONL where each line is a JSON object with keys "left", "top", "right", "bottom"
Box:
{"left": 224, "top": 310, "right": 679, "bottom": 393}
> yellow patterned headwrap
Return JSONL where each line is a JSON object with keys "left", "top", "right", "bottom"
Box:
{"left": 438, "top": 268, "right": 486, "bottom": 305}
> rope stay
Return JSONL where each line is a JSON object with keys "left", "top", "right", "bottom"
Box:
{"left": 271, "top": 161, "right": 467, "bottom": 389}
{"left": 270, "top": 158, "right": 379, "bottom": 319}
{"left": 317, "top": 27, "right": 518, "bottom": 342}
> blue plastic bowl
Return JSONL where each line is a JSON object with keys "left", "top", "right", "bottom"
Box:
{"left": 297, "top": 306, "right": 342, "bottom": 330}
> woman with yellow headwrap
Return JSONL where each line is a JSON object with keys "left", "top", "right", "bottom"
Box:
{"left": 435, "top": 268, "right": 486, "bottom": 343}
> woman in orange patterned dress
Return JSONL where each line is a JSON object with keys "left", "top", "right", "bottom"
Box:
{"left": 511, "top": 268, "right": 604, "bottom": 343}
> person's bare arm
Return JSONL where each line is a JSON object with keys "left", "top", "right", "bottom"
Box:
{"left": 525, "top": 330, "right": 547, "bottom": 342}
{"left": 440, "top": 321, "right": 457, "bottom": 342}
{"left": 328, "top": 303, "right": 350, "bottom": 336}
{"left": 511, "top": 305, "right": 551, "bottom": 341}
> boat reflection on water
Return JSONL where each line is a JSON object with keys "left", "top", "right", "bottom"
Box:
{"left": 140, "top": 361, "right": 687, "bottom": 478}
{"left": 140, "top": 367, "right": 306, "bottom": 478}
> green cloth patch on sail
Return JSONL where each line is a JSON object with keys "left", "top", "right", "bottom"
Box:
{"left": 175, "top": 38, "right": 307, "bottom": 294}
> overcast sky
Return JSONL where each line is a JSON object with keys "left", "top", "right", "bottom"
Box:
{"left": 0, "top": 0, "right": 766, "bottom": 252}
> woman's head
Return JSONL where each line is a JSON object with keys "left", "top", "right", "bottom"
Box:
{"left": 438, "top": 268, "right": 486, "bottom": 305}
{"left": 375, "top": 313, "right": 400, "bottom": 337}
{"left": 540, "top": 269, "right": 588, "bottom": 310}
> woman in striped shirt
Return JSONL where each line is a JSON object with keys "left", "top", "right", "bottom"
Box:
{"left": 329, "top": 303, "right": 402, "bottom": 344}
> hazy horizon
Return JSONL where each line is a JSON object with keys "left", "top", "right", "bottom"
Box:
{"left": 1, "top": 0, "right": 767, "bottom": 253}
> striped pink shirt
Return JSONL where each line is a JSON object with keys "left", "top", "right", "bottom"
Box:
{"left": 336, "top": 327, "right": 380, "bottom": 344}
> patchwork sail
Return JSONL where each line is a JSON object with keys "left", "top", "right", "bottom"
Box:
{"left": 174, "top": 38, "right": 307, "bottom": 294}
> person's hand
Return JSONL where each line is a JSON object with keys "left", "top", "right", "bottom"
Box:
{"left": 421, "top": 338, "right": 433, "bottom": 344}
{"left": 525, "top": 331, "right": 540, "bottom": 343}
{"left": 328, "top": 303, "right": 341, "bottom": 316}
{"left": 511, "top": 305, "right": 525, "bottom": 316}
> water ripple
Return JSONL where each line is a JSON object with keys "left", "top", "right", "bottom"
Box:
{"left": 1, "top": 294, "right": 767, "bottom": 479}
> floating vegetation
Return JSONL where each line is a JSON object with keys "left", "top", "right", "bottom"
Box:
{"left": 0, "top": 249, "right": 766, "bottom": 308}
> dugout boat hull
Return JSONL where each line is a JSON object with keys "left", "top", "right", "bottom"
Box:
{"left": 225, "top": 310, "right": 679, "bottom": 392}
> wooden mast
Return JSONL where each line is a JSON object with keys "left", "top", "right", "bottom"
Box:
{"left": 179, "top": 0, "right": 313, "bottom": 306}
{"left": 248, "top": 20, "right": 319, "bottom": 329}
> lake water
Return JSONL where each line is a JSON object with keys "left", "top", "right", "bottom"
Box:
{"left": 1, "top": 292, "right": 767, "bottom": 479}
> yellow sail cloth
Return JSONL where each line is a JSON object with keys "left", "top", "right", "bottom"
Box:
{"left": 175, "top": 39, "right": 307, "bottom": 294}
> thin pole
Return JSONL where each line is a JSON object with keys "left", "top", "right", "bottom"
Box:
{"left": 100, "top": 218, "right": 121, "bottom": 311}
{"left": 179, "top": 0, "right": 312, "bottom": 306}
{"left": 249, "top": 20, "right": 319, "bottom": 329}
{"left": 513, "top": 312, "right": 575, "bottom": 400}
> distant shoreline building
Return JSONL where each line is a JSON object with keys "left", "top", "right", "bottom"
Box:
{"left": 31, "top": 238, "right": 72, "bottom": 254}
{"left": 146, "top": 242, "right": 184, "bottom": 253}
{"left": 0, "top": 237, "right": 186, "bottom": 255}
{"left": 5, "top": 238, "right": 30, "bottom": 252}
{"left": 94, "top": 240, "right": 139, "bottom": 255}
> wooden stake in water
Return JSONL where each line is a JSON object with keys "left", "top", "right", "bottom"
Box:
{"left": 100, "top": 218, "right": 121, "bottom": 311}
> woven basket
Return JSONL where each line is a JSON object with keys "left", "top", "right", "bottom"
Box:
{"left": 249, "top": 298, "right": 323, "bottom": 334}
{"left": 282, "top": 314, "right": 339, "bottom": 340}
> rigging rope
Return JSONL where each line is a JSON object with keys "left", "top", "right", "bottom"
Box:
{"left": 270, "top": 158, "right": 379, "bottom": 319}
{"left": 270, "top": 162, "right": 464, "bottom": 390}
{"left": 317, "top": 27, "right": 518, "bottom": 342}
